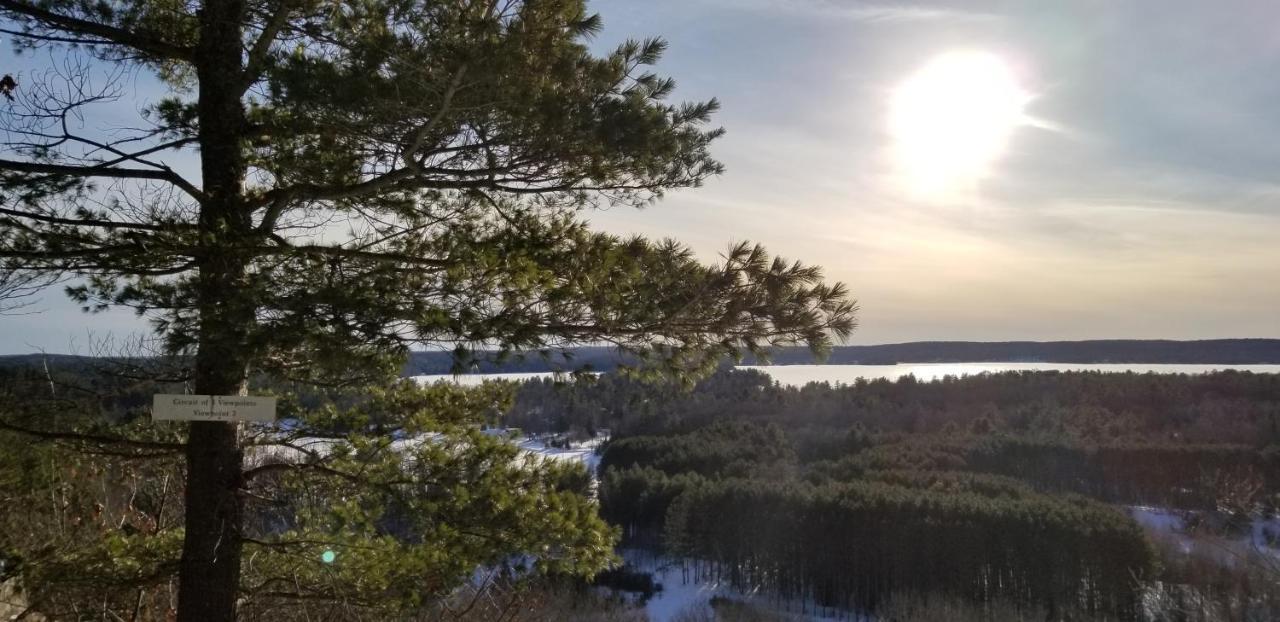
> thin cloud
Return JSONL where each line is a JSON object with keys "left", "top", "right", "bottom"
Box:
{"left": 707, "top": 0, "right": 1002, "bottom": 22}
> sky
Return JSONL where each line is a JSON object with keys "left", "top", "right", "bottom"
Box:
{"left": 3, "top": 0, "right": 1280, "bottom": 353}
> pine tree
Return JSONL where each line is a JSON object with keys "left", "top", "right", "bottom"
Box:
{"left": 0, "top": 1, "right": 856, "bottom": 619}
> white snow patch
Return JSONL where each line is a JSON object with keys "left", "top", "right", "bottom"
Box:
{"left": 617, "top": 550, "right": 856, "bottom": 622}
{"left": 516, "top": 435, "right": 606, "bottom": 475}
{"left": 1130, "top": 506, "right": 1188, "bottom": 533}
{"left": 248, "top": 430, "right": 605, "bottom": 471}
{"left": 412, "top": 372, "right": 596, "bottom": 386}
{"left": 1129, "top": 505, "right": 1280, "bottom": 564}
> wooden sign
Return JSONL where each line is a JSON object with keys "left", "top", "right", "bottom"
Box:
{"left": 152, "top": 394, "right": 277, "bottom": 422}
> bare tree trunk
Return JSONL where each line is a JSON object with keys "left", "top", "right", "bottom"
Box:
{"left": 177, "top": 2, "right": 251, "bottom": 620}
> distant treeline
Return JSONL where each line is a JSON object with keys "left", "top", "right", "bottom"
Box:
{"left": 510, "top": 367, "right": 1280, "bottom": 449}
{"left": 6, "top": 339, "right": 1280, "bottom": 377}
{"left": 398, "top": 339, "right": 1280, "bottom": 374}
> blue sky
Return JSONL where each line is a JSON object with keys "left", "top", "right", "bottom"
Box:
{"left": 585, "top": 0, "right": 1280, "bottom": 344}
{"left": 3, "top": 0, "right": 1279, "bottom": 353}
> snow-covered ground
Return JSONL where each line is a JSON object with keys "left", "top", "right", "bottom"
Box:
{"left": 518, "top": 439, "right": 853, "bottom": 620}
{"left": 613, "top": 550, "right": 855, "bottom": 622}
{"left": 625, "top": 551, "right": 734, "bottom": 622}
{"left": 516, "top": 434, "right": 605, "bottom": 474}
{"left": 1129, "top": 505, "right": 1280, "bottom": 563}
{"left": 248, "top": 428, "right": 605, "bottom": 469}
{"left": 1130, "top": 506, "right": 1189, "bottom": 533}
{"left": 512, "top": 438, "right": 850, "bottom": 620}
{"left": 413, "top": 372, "right": 602, "bottom": 386}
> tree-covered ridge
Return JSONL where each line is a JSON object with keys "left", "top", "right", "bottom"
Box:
{"left": 576, "top": 369, "right": 1280, "bottom": 619}
{"left": 599, "top": 421, "right": 795, "bottom": 478}
{"left": 510, "top": 367, "right": 1280, "bottom": 447}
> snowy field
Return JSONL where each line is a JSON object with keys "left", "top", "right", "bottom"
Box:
{"left": 515, "top": 434, "right": 605, "bottom": 474}
{"left": 413, "top": 371, "right": 581, "bottom": 386}
{"left": 618, "top": 550, "right": 851, "bottom": 622}
{"left": 509, "top": 438, "right": 844, "bottom": 620}
{"left": 248, "top": 429, "right": 605, "bottom": 474}
{"left": 1130, "top": 505, "right": 1280, "bottom": 563}
{"left": 252, "top": 410, "right": 1280, "bottom": 620}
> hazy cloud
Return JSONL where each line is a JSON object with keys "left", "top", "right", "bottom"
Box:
{"left": 3, "top": 0, "right": 1279, "bottom": 351}
{"left": 724, "top": 1, "right": 1003, "bottom": 22}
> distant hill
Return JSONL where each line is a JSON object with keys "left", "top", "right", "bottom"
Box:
{"left": 402, "top": 339, "right": 1280, "bottom": 375}
{"left": 6, "top": 339, "right": 1279, "bottom": 376}
{"left": 0, "top": 353, "right": 105, "bottom": 371}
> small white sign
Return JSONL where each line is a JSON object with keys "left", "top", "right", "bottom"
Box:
{"left": 152, "top": 394, "right": 277, "bottom": 422}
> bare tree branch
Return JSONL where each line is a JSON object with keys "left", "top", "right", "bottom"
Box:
{"left": 0, "top": 26, "right": 124, "bottom": 46}
{"left": 0, "top": 206, "right": 187, "bottom": 231}
{"left": 268, "top": 243, "right": 454, "bottom": 268}
{"left": 0, "top": 158, "right": 204, "bottom": 200}
{"left": 0, "top": 265, "right": 56, "bottom": 314}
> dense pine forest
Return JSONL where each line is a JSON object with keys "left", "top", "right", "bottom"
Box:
{"left": 509, "top": 368, "right": 1280, "bottom": 620}
{"left": 4, "top": 359, "right": 1280, "bottom": 619}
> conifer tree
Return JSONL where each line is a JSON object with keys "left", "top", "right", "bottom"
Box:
{"left": 0, "top": 1, "right": 856, "bottom": 619}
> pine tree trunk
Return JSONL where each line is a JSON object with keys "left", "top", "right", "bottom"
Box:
{"left": 177, "top": 2, "right": 251, "bottom": 620}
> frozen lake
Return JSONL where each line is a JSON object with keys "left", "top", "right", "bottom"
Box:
{"left": 414, "top": 362, "right": 1280, "bottom": 388}
{"left": 736, "top": 362, "right": 1280, "bottom": 386}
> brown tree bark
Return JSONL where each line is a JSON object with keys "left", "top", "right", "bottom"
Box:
{"left": 177, "top": 1, "right": 252, "bottom": 620}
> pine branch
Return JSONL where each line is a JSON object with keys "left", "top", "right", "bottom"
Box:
{"left": 59, "top": 134, "right": 197, "bottom": 180}
{"left": 269, "top": 243, "right": 454, "bottom": 268}
{"left": 0, "top": 26, "right": 121, "bottom": 45}
{"left": 240, "top": 461, "right": 417, "bottom": 488}
{"left": 0, "top": 418, "right": 186, "bottom": 452}
{"left": 0, "top": 158, "right": 204, "bottom": 200}
{"left": 241, "top": 2, "right": 294, "bottom": 93}
{"left": 252, "top": 172, "right": 598, "bottom": 211}
{"left": 0, "top": 206, "right": 186, "bottom": 232}
{"left": 401, "top": 64, "right": 469, "bottom": 164}
{"left": 0, "top": 0, "right": 193, "bottom": 61}
{"left": 0, "top": 243, "right": 143, "bottom": 261}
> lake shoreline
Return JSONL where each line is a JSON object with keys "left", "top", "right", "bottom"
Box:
{"left": 414, "top": 362, "right": 1280, "bottom": 388}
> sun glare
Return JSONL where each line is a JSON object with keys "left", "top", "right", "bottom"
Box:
{"left": 889, "top": 51, "right": 1030, "bottom": 199}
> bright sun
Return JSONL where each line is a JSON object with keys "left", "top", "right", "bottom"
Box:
{"left": 889, "top": 51, "right": 1030, "bottom": 199}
